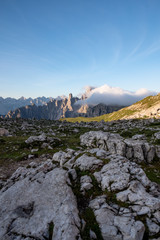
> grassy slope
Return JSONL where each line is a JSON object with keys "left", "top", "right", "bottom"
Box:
{"left": 61, "top": 94, "right": 160, "bottom": 123}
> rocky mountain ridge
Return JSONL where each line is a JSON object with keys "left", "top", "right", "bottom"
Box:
{"left": 0, "top": 96, "right": 55, "bottom": 115}
{"left": 0, "top": 118, "right": 160, "bottom": 239}
{"left": 65, "top": 93, "right": 160, "bottom": 122}
{"left": 5, "top": 93, "right": 124, "bottom": 120}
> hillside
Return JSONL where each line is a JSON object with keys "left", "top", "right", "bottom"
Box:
{"left": 62, "top": 93, "right": 160, "bottom": 122}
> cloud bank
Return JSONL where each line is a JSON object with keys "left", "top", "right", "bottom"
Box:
{"left": 77, "top": 84, "right": 157, "bottom": 106}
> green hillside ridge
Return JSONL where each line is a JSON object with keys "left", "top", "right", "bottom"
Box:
{"left": 61, "top": 93, "right": 160, "bottom": 123}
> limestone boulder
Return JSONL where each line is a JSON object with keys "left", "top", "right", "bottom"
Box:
{"left": 116, "top": 180, "right": 160, "bottom": 212}
{"left": 89, "top": 196, "right": 145, "bottom": 240}
{"left": 146, "top": 218, "right": 160, "bottom": 235}
{"left": 80, "top": 131, "right": 158, "bottom": 163}
{"left": 52, "top": 149, "right": 76, "bottom": 167}
{"left": 0, "top": 165, "right": 81, "bottom": 240}
{"left": 74, "top": 154, "right": 103, "bottom": 171}
{"left": 25, "top": 133, "right": 46, "bottom": 144}
{"left": 94, "top": 155, "right": 150, "bottom": 192}
{"left": 0, "top": 128, "right": 9, "bottom": 136}
{"left": 114, "top": 216, "right": 145, "bottom": 240}
{"left": 80, "top": 175, "right": 93, "bottom": 193}
{"left": 154, "top": 132, "right": 160, "bottom": 140}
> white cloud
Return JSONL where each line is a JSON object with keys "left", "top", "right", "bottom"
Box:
{"left": 76, "top": 84, "right": 157, "bottom": 106}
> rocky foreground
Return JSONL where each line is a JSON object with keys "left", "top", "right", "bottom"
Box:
{"left": 0, "top": 118, "right": 160, "bottom": 240}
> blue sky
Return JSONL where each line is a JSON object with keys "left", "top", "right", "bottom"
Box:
{"left": 0, "top": 0, "right": 160, "bottom": 98}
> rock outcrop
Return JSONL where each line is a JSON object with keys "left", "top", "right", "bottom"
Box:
{"left": 0, "top": 162, "right": 81, "bottom": 240}
{"left": 89, "top": 195, "right": 145, "bottom": 240}
{"left": 0, "top": 118, "right": 160, "bottom": 239}
{"left": 77, "top": 103, "right": 123, "bottom": 117}
{"left": 0, "top": 128, "right": 9, "bottom": 136}
{"left": 80, "top": 131, "right": 158, "bottom": 163}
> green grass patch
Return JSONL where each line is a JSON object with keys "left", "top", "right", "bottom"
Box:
{"left": 105, "top": 190, "right": 130, "bottom": 208}
{"left": 155, "top": 139, "right": 160, "bottom": 145}
{"left": 0, "top": 136, "right": 29, "bottom": 164}
{"left": 120, "top": 128, "right": 157, "bottom": 140}
{"left": 48, "top": 222, "right": 54, "bottom": 240}
{"left": 81, "top": 208, "right": 103, "bottom": 240}
{"left": 137, "top": 94, "right": 160, "bottom": 108}
{"left": 148, "top": 121, "right": 160, "bottom": 128}
{"left": 140, "top": 161, "right": 160, "bottom": 185}
{"left": 69, "top": 167, "right": 103, "bottom": 239}
{"left": 0, "top": 135, "right": 61, "bottom": 166}
{"left": 73, "top": 168, "right": 103, "bottom": 199}
{"left": 60, "top": 108, "right": 137, "bottom": 123}
{"left": 57, "top": 126, "right": 96, "bottom": 150}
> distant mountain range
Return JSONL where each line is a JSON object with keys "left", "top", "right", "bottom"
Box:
{"left": 0, "top": 96, "right": 66, "bottom": 115}
{"left": 4, "top": 93, "right": 124, "bottom": 120}
{"left": 2, "top": 93, "right": 159, "bottom": 121}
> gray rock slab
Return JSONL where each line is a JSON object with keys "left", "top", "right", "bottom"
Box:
{"left": 96, "top": 155, "right": 150, "bottom": 192}
{"left": 0, "top": 128, "right": 9, "bottom": 136}
{"left": 80, "top": 131, "right": 158, "bottom": 163}
{"left": 74, "top": 154, "right": 103, "bottom": 170}
{"left": 114, "top": 216, "right": 145, "bottom": 240}
{"left": 90, "top": 196, "right": 145, "bottom": 240}
{"left": 0, "top": 167, "right": 80, "bottom": 240}
{"left": 80, "top": 175, "right": 93, "bottom": 192}
{"left": 146, "top": 218, "right": 160, "bottom": 235}
{"left": 25, "top": 133, "right": 46, "bottom": 144}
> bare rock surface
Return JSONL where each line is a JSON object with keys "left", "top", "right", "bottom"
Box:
{"left": 74, "top": 154, "right": 103, "bottom": 170}
{"left": 0, "top": 162, "right": 81, "bottom": 240}
{"left": 93, "top": 154, "right": 160, "bottom": 220}
{"left": 89, "top": 196, "right": 145, "bottom": 240}
{"left": 25, "top": 133, "right": 47, "bottom": 144}
{"left": 52, "top": 148, "right": 77, "bottom": 167}
{"left": 0, "top": 128, "right": 9, "bottom": 136}
{"left": 80, "top": 175, "right": 93, "bottom": 193}
{"left": 80, "top": 131, "right": 157, "bottom": 162}
{"left": 0, "top": 118, "right": 160, "bottom": 240}
{"left": 94, "top": 154, "right": 150, "bottom": 191}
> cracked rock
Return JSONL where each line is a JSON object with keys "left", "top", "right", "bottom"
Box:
{"left": 80, "top": 175, "right": 93, "bottom": 193}
{"left": 89, "top": 196, "right": 145, "bottom": 240}
{"left": 74, "top": 154, "right": 103, "bottom": 170}
{"left": 0, "top": 166, "right": 81, "bottom": 240}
